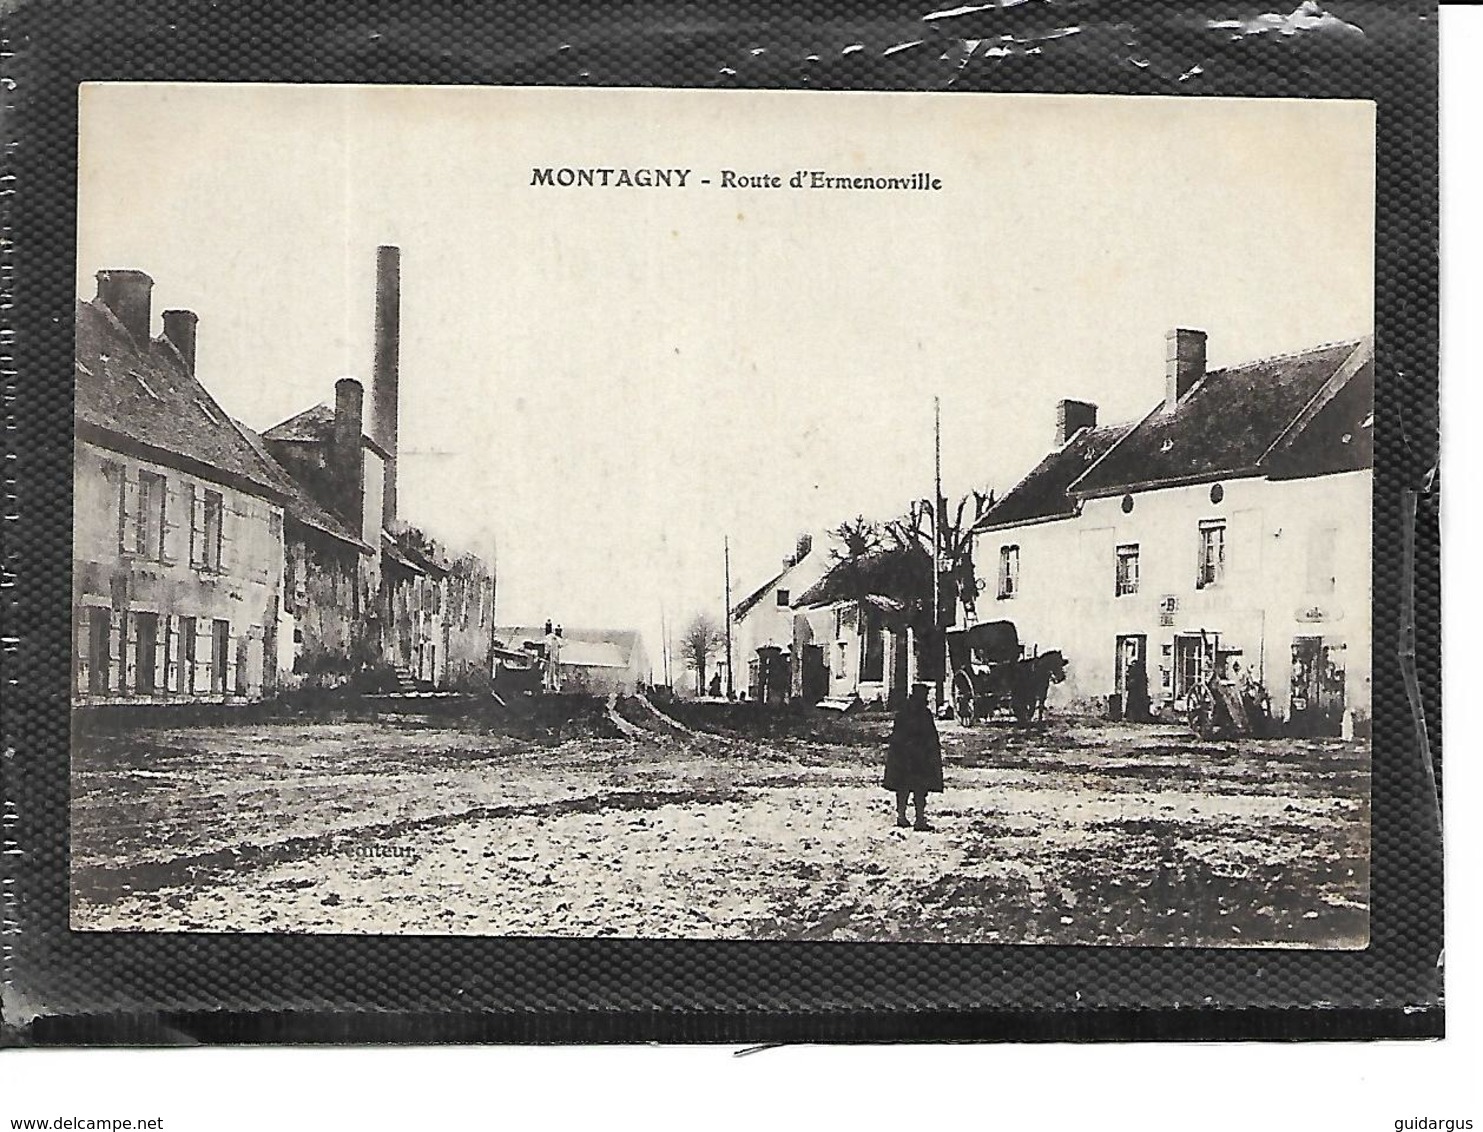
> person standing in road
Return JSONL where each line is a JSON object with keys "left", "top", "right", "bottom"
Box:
{"left": 884, "top": 683, "right": 944, "bottom": 830}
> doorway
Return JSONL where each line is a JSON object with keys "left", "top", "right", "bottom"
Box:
{"left": 1290, "top": 636, "right": 1346, "bottom": 736}
{"left": 1172, "top": 632, "right": 1215, "bottom": 712}
{"left": 801, "top": 643, "right": 828, "bottom": 703}
{"left": 1115, "top": 634, "right": 1149, "bottom": 720}
{"left": 134, "top": 612, "right": 159, "bottom": 696}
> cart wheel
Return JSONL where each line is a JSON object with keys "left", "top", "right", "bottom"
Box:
{"left": 1187, "top": 696, "right": 1215, "bottom": 740}
{"left": 952, "top": 672, "right": 977, "bottom": 726}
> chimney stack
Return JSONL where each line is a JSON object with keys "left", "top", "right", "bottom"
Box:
{"left": 1055, "top": 399, "right": 1098, "bottom": 446}
{"left": 95, "top": 269, "right": 154, "bottom": 346}
{"left": 1165, "top": 328, "right": 1208, "bottom": 410}
{"left": 371, "top": 245, "right": 401, "bottom": 529}
{"left": 162, "top": 309, "right": 199, "bottom": 374}
{"left": 333, "top": 377, "right": 366, "bottom": 529}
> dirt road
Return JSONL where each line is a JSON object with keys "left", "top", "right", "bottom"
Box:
{"left": 70, "top": 699, "right": 1369, "bottom": 946}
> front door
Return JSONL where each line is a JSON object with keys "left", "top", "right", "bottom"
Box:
{"left": 1290, "top": 637, "right": 1346, "bottom": 736}
{"left": 1115, "top": 634, "right": 1148, "bottom": 720}
{"left": 134, "top": 612, "right": 159, "bottom": 696}
{"left": 1172, "top": 632, "right": 1214, "bottom": 712}
{"left": 801, "top": 644, "right": 828, "bottom": 703}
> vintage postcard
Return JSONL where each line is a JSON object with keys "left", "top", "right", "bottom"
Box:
{"left": 70, "top": 84, "right": 1373, "bottom": 945}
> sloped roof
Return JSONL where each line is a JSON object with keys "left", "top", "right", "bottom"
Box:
{"left": 494, "top": 627, "right": 644, "bottom": 669}
{"left": 264, "top": 401, "right": 393, "bottom": 460}
{"left": 75, "top": 298, "right": 286, "bottom": 495}
{"left": 553, "top": 640, "right": 628, "bottom": 669}
{"left": 794, "top": 545, "right": 931, "bottom": 610}
{"left": 263, "top": 403, "right": 336, "bottom": 443}
{"left": 973, "top": 423, "right": 1130, "bottom": 532}
{"left": 382, "top": 531, "right": 428, "bottom": 575}
{"left": 1070, "top": 339, "right": 1369, "bottom": 497}
{"left": 235, "top": 422, "right": 369, "bottom": 552}
{"left": 1264, "top": 356, "right": 1375, "bottom": 480}
{"left": 732, "top": 570, "right": 787, "bottom": 621}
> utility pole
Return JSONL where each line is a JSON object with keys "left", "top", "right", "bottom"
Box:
{"left": 724, "top": 536, "right": 734, "bottom": 699}
{"left": 933, "top": 396, "right": 943, "bottom": 714}
{"left": 659, "top": 600, "right": 670, "bottom": 689}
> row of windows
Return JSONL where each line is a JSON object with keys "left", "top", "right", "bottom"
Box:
{"left": 76, "top": 607, "right": 240, "bottom": 698}
{"left": 996, "top": 520, "right": 1338, "bottom": 599}
{"left": 104, "top": 461, "right": 230, "bottom": 573}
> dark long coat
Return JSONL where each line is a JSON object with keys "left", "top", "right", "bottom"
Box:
{"left": 883, "top": 699, "right": 944, "bottom": 793}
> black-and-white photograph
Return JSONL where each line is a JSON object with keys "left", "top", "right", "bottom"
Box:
{"left": 70, "top": 84, "right": 1373, "bottom": 946}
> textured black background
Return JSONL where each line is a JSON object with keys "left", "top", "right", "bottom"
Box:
{"left": 0, "top": 0, "right": 1442, "bottom": 1044}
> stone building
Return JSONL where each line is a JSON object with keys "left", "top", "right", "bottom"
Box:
{"left": 970, "top": 330, "right": 1373, "bottom": 736}
{"left": 72, "top": 271, "right": 291, "bottom": 704}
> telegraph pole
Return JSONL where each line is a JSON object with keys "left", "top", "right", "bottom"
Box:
{"left": 932, "top": 396, "right": 943, "bottom": 713}
{"left": 724, "top": 536, "right": 734, "bottom": 699}
{"left": 659, "top": 600, "right": 670, "bottom": 689}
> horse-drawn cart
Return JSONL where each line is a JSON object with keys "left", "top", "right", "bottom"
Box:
{"left": 1183, "top": 629, "right": 1271, "bottom": 739}
{"left": 947, "top": 621, "right": 1066, "bottom": 725}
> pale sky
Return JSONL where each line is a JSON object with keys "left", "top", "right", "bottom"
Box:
{"left": 77, "top": 85, "right": 1374, "bottom": 672}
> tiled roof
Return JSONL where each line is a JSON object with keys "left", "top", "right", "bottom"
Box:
{"left": 732, "top": 570, "right": 787, "bottom": 621}
{"left": 1070, "top": 339, "right": 1369, "bottom": 497}
{"left": 973, "top": 423, "right": 1130, "bottom": 532}
{"left": 381, "top": 531, "right": 427, "bottom": 574}
{"left": 264, "top": 401, "right": 393, "bottom": 460}
{"left": 263, "top": 403, "right": 336, "bottom": 443}
{"left": 1264, "top": 356, "right": 1374, "bottom": 480}
{"left": 494, "top": 627, "right": 643, "bottom": 669}
{"left": 794, "top": 545, "right": 930, "bottom": 609}
{"left": 236, "top": 422, "right": 369, "bottom": 552}
{"left": 75, "top": 298, "right": 286, "bottom": 495}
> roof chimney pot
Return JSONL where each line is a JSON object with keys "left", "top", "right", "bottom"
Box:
{"left": 333, "top": 378, "right": 366, "bottom": 530}
{"left": 95, "top": 269, "right": 154, "bottom": 346}
{"left": 1166, "top": 328, "right": 1208, "bottom": 410}
{"left": 162, "top": 309, "right": 199, "bottom": 375}
{"left": 1055, "top": 399, "right": 1098, "bottom": 446}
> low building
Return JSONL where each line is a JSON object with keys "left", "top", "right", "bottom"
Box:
{"left": 73, "top": 271, "right": 290, "bottom": 704}
{"left": 387, "top": 529, "right": 497, "bottom": 689}
{"left": 792, "top": 545, "right": 930, "bottom": 707}
{"left": 494, "top": 626, "right": 651, "bottom": 697}
{"left": 729, "top": 534, "right": 830, "bottom": 703}
{"left": 970, "top": 330, "right": 1372, "bottom": 736}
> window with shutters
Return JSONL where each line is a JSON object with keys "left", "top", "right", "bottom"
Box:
{"left": 117, "top": 466, "right": 139, "bottom": 554}
{"left": 1115, "top": 544, "right": 1140, "bottom": 597}
{"left": 133, "top": 612, "right": 160, "bottom": 695}
{"left": 135, "top": 472, "right": 167, "bottom": 559}
{"left": 191, "top": 487, "right": 225, "bottom": 572}
{"left": 177, "top": 616, "right": 197, "bottom": 694}
{"left": 997, "top": 545, "right": 1020, "bottom": 600}
{"left": 211, "top": 619, "right": 230, "bottom": 694}
{"left": 1196, "top": 520, "right": 1226, "bottom": 589}
{"left": 87, "top": 608, "right": 112, "bottom": 695}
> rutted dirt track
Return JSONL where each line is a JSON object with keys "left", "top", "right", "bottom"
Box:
{"left": 71, "top": 699, "right": 1369, "bottom": 945}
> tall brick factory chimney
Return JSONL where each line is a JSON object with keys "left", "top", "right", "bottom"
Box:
{"left": 371, "top": 245, "right": 401, "bottom": 529}
{"left": 95, "top": 269, "right": 154, "bottom": 346}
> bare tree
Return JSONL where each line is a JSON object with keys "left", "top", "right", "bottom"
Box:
{"left": 828, "top": 514, "right": 884, "bottom": 563}
{"left": 681, "top": 612, "right": 725, "bottom": 696}
{"left": 884, "top": 488, "right": 995, "bottom": 621}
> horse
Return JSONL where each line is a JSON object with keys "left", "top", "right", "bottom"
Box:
{"left": 1011, "top": 650, "right": 1067, "bottom": 722}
